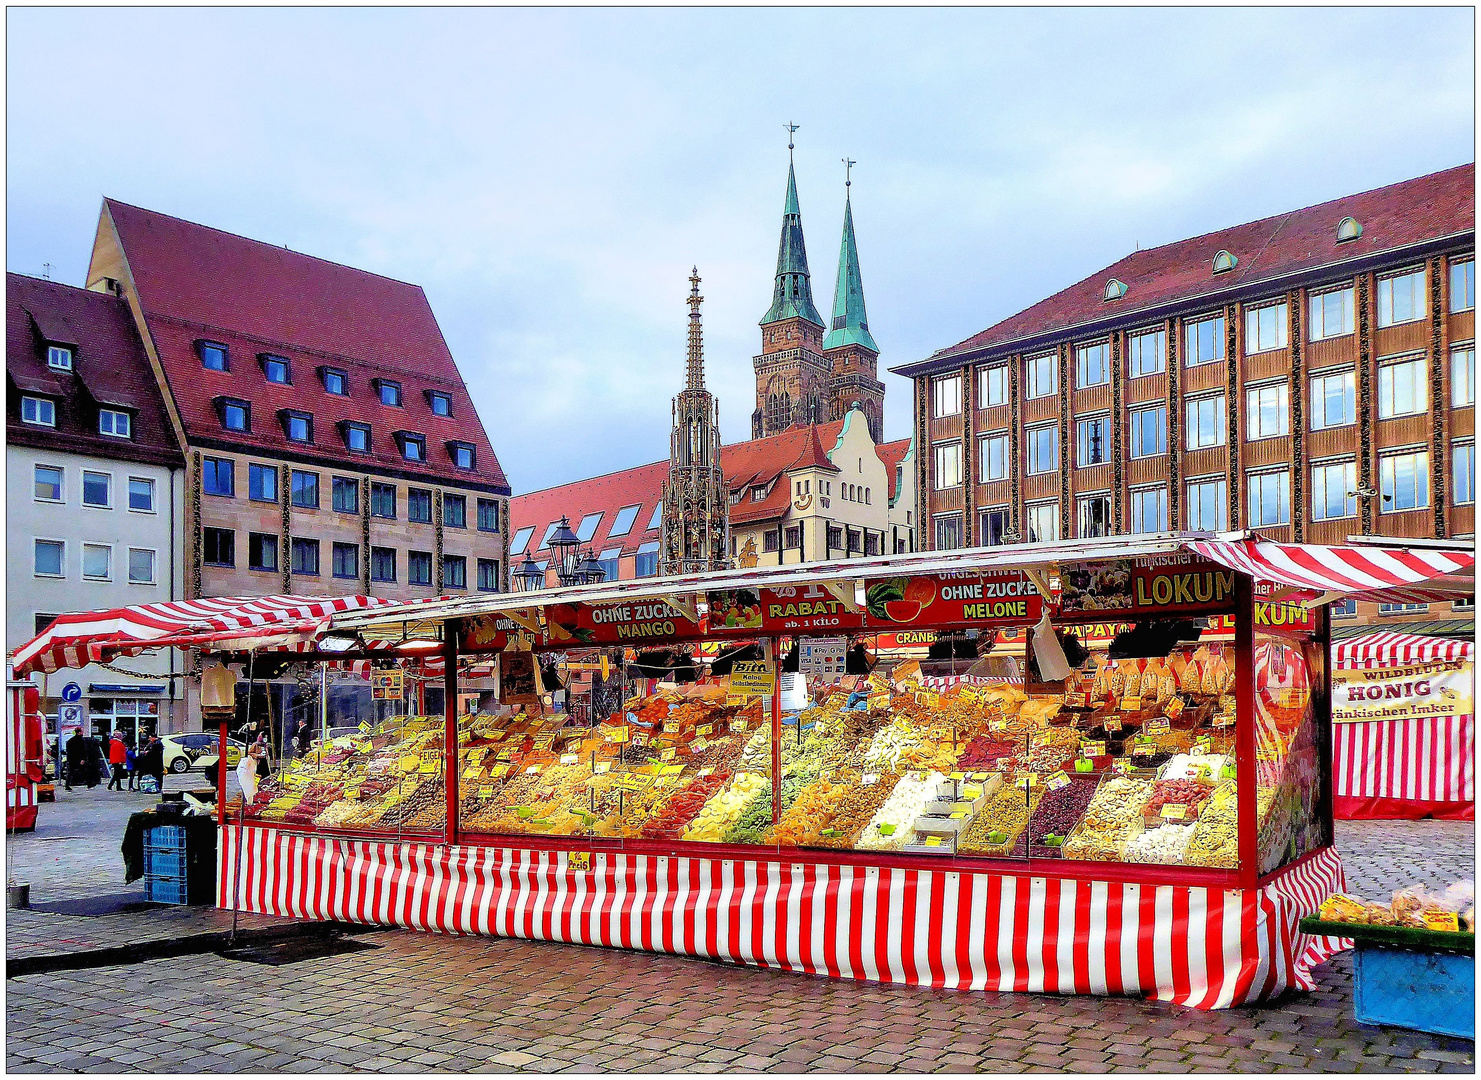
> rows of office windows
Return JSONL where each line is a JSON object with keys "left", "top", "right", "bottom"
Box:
{"left": 931, "top": 441, "right": 1474, "bottom": 549}
{"left": 931, "top": 345, "right": 1476, "bottom": 489}
{"left": 197, "top": 527, "right": 501, "bottom": 592}
{"left": 32, "top": 538, "right": 158, "bottom": 585}
{"left": 197, "top": 458, "right": 500, "bottom": 531}
{"left": 31, "top": 464, "right": 159, "bottom": 513}
{"left": 930, "top": 260, "right": 1475, "bottom": 420}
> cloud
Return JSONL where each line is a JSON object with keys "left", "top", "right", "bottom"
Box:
{"left": 6, "top": 7, "right": 1473, "bottom": 492}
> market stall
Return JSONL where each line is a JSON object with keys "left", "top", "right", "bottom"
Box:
{"left": 9, "top": 534, "right": 1473, "bottom": 1010}
{"left": 7, "top": 680, "right": 44, "bottom": 832}
{"left": 1331, "top": 631, "right": 1475, "bottom": 821}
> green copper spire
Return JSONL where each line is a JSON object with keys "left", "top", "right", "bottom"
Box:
{"left": 823, "top": 170, "right": 877, "bottom": 353}
{"left": 761, "top": 160, "right": 824, "bottom": 328}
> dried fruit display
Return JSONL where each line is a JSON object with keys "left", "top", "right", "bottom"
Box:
{"left": 959, "top": 782, "right": 1043, "bottom": 857}
{"left": 1025, "top": 775, "right": 1099, "bottom": 858}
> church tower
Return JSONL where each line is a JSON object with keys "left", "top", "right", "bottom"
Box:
{"left": 661, "top": 269, "right": 730, "bottom": 575}
{"left": 752, "top": 129, "right": 833, "bottom": 439}
{"left": 822, "top": 164, "right": 886, "bottom": 443}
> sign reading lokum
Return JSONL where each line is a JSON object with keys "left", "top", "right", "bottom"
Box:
{"left": 706, "top": 585, "right": 864, "bottom": 636}
{"left": 1058, "top": 554, "right": 1236, "bottom": 616}
{"left": 863, "top": 570, "right": 1042, "bottom": 629}
{"left": 545, "top": 601, "right": 702, "bottom": 645}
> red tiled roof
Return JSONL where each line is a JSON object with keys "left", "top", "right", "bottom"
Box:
{"left": 511, "top": 416, "right": 908, "bottom": 545}
{"left": 915, "top": 163, "right": 1475, "bottom": 367}
{"left": 7, "top": 273, "right": 182, "bottom": 468}
{"left": 877, "top": 437, "right": 912, "bottom": 502}
{"left": 97, "top": 199, "right": 508, "bottom": 493}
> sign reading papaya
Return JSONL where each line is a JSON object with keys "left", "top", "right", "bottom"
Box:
{"left": 1059, "top": 555, "right": 1236, "bottom": 616}
{"left": 863, "top": 571, "right": 1041, "bottom": 629}
{"left": 706, "top": 585, "right": 864, "bottom": 636}
{"left": 545, "top": 601, "right": 702, "bottom": 645}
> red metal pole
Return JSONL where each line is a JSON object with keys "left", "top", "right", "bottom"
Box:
{"left": 1314, "top": 601, "right": 1335, "bottom": 848}
{"left": 770, "top": 636, "right": 782, "bottom": 825}
{"left": 216, "top": 718, "right": 228, "bottom": 826}
{"left": 443, "top": 619, "right": 460, "bottom": 846}
{"left": 1234, "top": 573, "right": 1259, "bottom": 890}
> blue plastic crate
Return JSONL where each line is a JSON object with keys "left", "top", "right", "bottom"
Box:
{"left": 1354, "top": 944, "right": 1475, "bottom": 1038}
{"left": 144, "top": 875, "right": 190, "bottom": 905}
{"left": 145, "top": 825, "right": 189, "bottom": 851}
{"left": 143, "top": 848, "right": 189, "bottom": 878}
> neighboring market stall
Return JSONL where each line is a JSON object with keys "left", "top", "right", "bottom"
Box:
{"left": 6, "top": 680, "right": 44, "bottom": 832}
{"left": 9, "top": 534, "right": 1474, "bottom": 1009}
{"left": 1330, "top": 631, "right": 1475, "bottom": 821}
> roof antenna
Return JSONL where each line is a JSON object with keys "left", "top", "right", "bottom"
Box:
{"left": 41, "top": 263, "right": 52, "bottom": 280}
{"left": 784, "top": 122, "right": 799, "bottom": 164}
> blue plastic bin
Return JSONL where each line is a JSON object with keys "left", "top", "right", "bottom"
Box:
{"left": 143, "top": 848, "right": 189, "bottom": 878}
{"left": 1353, "top": 945, "right": 1475, "bottom": 1038}
{"left": 145, "top": 825, "right": 189, "bottom": 850}
{"left": 144, "top": 875, "right": 190, "bottom": 905}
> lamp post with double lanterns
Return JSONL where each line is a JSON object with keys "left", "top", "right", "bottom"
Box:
{"left": 513, "top": 515, "right": 609, "bottom": 592}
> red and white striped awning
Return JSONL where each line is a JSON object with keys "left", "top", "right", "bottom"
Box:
{"left": 1189, "top": 539, "right": 1475, "bottom": 606}
{"left": 10, "top": 595, "right": 438, "bottom": 677}
{"left": 1333, "top": 631, "right": 1475, "bottom": 669}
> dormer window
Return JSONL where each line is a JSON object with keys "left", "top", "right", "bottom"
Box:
{"left": 319, "top": 366, "right": 348, "bottom": 395}
{"left": 215, "top": 397, "right": 251, "bottom": 432}
{"left": 340, "top": 420, "right": 371, "bottom": 453}
{"left": 98, "top": 409, "right": 132, "bottom": 439}
{"left": 1337, "top": 216, "right": 1363, "bottom": 243}
{"left": 46, "top": 345, "right": 73, "bottom": 371}
{"left": 1212, "top": 250, "right": 1238, "bottom": 273}
{"left": 280, "top": 410, "right": 313, "bottom": 443}
{"left": 375, "top": 379, "right": 403, "bottom": 407}
{"left": 396, "top": 431, "right": 426, "bottom": 462}
{"left": 21, "top": 396, "right": 55, "bottom": 427}
{"left": 259, "top": 354, "right": 291, "bottom": 384}
{"left": 1102, "top": 278, "right": 1128, "bottom": 301}
{"left": 447, "top": 440, "right": 474, "bottom": 469}
{"left": 198, "top": 341, "right": 229, "bottom": 371}
{"left": 427, "top": 390, "right": 452, "bottom": 417}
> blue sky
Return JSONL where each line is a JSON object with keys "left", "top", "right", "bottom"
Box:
{"left": 7, "top": 8, "right": 1474, "bottom": 494}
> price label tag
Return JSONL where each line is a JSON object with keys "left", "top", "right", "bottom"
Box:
{"left": 860, "top": 773, "right": 879, "bottom": 786}
{"left": 418, "top": 760, "right": 438, "bottom": 774}
{"left": 358, "top": 722, "right": 372, "bottom": 735}
{"left": 731, "top": 720, "right": 748, "bottom": 733}
{"left": 1113, "top": 759, "right": 1133, "bottom": 776}
{"left": 989, "top": 720, "right": 1008, "bottom": 734}
{"left": 1045, "top": 771, "right": 1071, "bottom": 791}
{"left": 567, "top": 852, "right": 592, "bottom": 872}
{"left": 1015, "top": 775, "right": 1038, "bottom": 790}
{"left": 462, "top": 765, "right": 481, "bottom": 779}
{"left": 559, "top": 753, "right": 578, "bottom": 766}
{"left": 477, "top": 785, "right": 494, "bottom": 799}
{"left": 949, "top": 810, "right": 969, "bottom": 820}
{"left": 1220, "top": 763, "right": 1236, "bottom": 780}
{"left": 1106, "top": 717, "right": 1123, "bottom": 734}
{"left": 533, "top": 734, "right": 555, "bottom": 750}
{"left": 1193, "top": 737, "right": 1213, "bottom": 755}
{"left": 691, "top": 737, "right": 708, "bottom": 752}
{"left": 1119, "top": 696, "right": 1142, "bottom": 713}
{"left": 697, "top": 767, "right": 714, "bottom": 778}
{"left": 915, "top": 689, "right": 940, "bottom": 708}
{"left": 1160, "top": 803, "right": 1188, "bottom": 821}
{"left": 525, "top": 765, "right": 542, "bottom": 775}
{"left": 489, "top": 764, "right": 511, "bottom": 779}
{"left": 1064, "top": 692, "right": 1089, "bottom": 709}
{"left": 659, "top": 747, "right": 676, "bottom": 762}
{"left": 1145, "top": 717, "right": 1170, "bottom": 734}
{"left": 595, "top": 761, "right": 612, "bottom": 774}
{"left": 1082, "top": 741, "right": 1105, "bottom": 758}
{"left": 868, "top": 692, "right": 891, "bottom": 711}
{"left": 1422, "top": 910, "right": 1461, "bottom": 933}
{"left": 696, "top": 724, "right": 712, "bottom": 737}
{"left": 606, "top": 726, "right": 630, "bottom": 744}
{"left": 923, "top": 836, "right": 945, "bottom": 848}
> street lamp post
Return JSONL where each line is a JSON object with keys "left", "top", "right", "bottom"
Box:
{"left": 513, "top": 516, "right": 609, "bottom": 591}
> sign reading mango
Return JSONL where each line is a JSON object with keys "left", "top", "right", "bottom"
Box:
{"left": 545, "top": 601, "right": 702, "bottom": 645}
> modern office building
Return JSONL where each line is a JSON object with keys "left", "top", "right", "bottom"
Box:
{"left": 895, "top": 164, "right": 1475, "bottom": 629}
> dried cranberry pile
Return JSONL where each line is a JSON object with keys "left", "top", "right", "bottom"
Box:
{"left": 956, "top": 736, "right": 1021, "bottom": 770}
{"left": 1025, "top": 775, "right": 1099, "bottom": 858}
{"left": 1144, "top": 779, "right": 1211, "bottom": 820}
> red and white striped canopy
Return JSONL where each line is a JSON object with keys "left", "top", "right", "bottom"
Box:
{"left": 10, "top": 595, "right": 434, "bottom": 677}
{"left": 1333, "top": 631, "right": 1475, "bottom": 669}
{"left": 1189, "top": 539, "right": 1475, "bottom": 605}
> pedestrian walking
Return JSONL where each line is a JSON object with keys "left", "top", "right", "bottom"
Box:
{"left": 106, "top": 732, "right": 127, "bottom": 790}
{"left": 293, "top": 719, "right": 312, "bottom": 758}
{"left": 124, "top": 743, "right": 138, "bottom": 791}
{"left": 63, "top": 729, "right": 85, "bottom": 791}
{"left": 135, "top": 734, "right": 165, "bottom": 794}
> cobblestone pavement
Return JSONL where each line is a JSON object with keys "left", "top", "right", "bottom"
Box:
{"left": 4, "top": 797, "right": 1474, "bottom": 1073}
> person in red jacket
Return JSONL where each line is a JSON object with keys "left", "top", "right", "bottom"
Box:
{"left": 106, "top": 731, "right": 128, "bottom": 791}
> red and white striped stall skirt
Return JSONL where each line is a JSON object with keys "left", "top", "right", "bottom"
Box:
{"left": 1332, "top": 715, "right": 1475, "bottom": 821}
{"left": 219, "top": 827, "right": 1347, "bottom": 1010}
